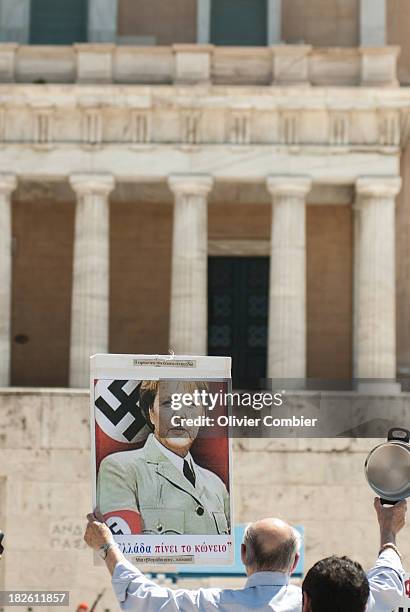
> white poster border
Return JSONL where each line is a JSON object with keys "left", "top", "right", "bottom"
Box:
{"left": 90, "top": 353, "right": 234, "bottom": 567}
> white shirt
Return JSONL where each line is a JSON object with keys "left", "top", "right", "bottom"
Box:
{"left": 366, "top": 547, "right": 406, "bottom": 611}
{"left": 111, "top": 548, "right": 405, "bottom": 612}
{"left": 151, "top": 436, "right": 195, "bottom": 477}
{"left": 112, "top": 564, "right": 302, "bottom": 611}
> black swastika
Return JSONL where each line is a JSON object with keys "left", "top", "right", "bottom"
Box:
{"left": 96, "top": 380, "right": 146, "bottom": 441}
{"left": 109, "top": 522, "right": 124, "bottom": 536}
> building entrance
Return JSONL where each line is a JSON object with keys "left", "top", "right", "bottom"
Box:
{"left": 208, "top": 256, "right": 269, "bottom": 389}
{"left": 210, "top": 0, "right": 267, "bottom": 46}
{"left": 30, "top": 0, "right": 87, "bottom": 44}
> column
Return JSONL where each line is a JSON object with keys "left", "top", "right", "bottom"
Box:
{"left": 168, "top": 174, "right": 213, "bottom": 355}
{"left": 197, "top": 0, "right": 211, "bottom": 43}
{"left": 267, "top": 0, "right": 282, "bottom": 45}
{"left": 360, "top": 0, "right": 385, "bottom": 46}
{"left": 354, "top": 177, "right": 401, "bottom": 385}
{"left": 0, "top": 174, "right": 17, "bottom": 386}
{"left": 0, "top": 0, "right": 30, "bottom": 43}
{"left": 69, "top": 174, "right": 114, "bottom": 388}
{"left": 266, "top": 176, "right": 311, "bottom": 380}
{"left": 88, "top": 0, "right": 118, "bottom": 43}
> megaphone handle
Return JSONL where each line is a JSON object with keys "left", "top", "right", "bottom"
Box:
{"left": 380, "top": 498, "right": 398, "bottom": 506}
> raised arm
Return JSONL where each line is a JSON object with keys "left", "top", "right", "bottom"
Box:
{"left": 366, "top": 497, "right": 407, "bottom": 611}
{"left": 83, "top": 512, "right": 206, "bottom": 612}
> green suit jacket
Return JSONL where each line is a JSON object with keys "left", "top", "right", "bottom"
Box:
{"left": 97, "top": 434, "right": 230, "bottom": 535}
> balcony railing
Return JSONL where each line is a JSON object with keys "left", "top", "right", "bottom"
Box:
{"left": 0, "top": 43, "right": 400, "bottom": 87}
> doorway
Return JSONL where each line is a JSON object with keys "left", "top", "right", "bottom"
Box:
{"left": 208, "top": 256, "right": 269, "bottom": 389}
{"left": 30, "top": 0, "right": 88, "bottom": 44}
{"left": 210, "top": 0, "right": 267, "bottom": 46}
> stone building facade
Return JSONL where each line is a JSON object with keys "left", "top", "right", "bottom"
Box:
{"left": 0, "top": 0, "right": 410, "bottom": 389}
{"left": 1, "top": 1, "right": 410, "bottom": 608}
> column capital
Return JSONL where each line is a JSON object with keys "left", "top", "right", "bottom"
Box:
{"left": 356, "top": 176, "right": 401, "bottom": 199}
{"left": 168, "top": 174, "right": 213, "bottom": 197}
{"left": 69, "top": 173, "right": 115, "bottom": 197}
{"left": 0, "top": 173, "right": 17, "bottom": 194}
{"left": 266, "top": 175, "right": 312, "bottom": 198}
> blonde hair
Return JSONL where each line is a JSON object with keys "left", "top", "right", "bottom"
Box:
{"left": 139, "top": 380, "right": 209, "bottom": 429}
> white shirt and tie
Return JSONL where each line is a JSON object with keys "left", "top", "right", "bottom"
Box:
{"left": 152, "top": 437, "right": 197, "bottom": 487}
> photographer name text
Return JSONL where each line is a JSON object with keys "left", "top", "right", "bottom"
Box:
{"left": 171, "top": 414, "right": 318, "bottom": 428}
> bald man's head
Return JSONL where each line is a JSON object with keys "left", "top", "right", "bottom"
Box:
{"left": 242, "top": 518, "right": 301, "bottom": 575}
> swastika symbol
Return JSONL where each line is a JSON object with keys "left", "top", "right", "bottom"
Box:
{"left": 95, "top": 380, "right": 146, "bottom": 441}
{"left": 106, "top": 516, "right": 131, "bottom": 535}
{"left": 109, "top": 522, "right": 123, "bottom": 536}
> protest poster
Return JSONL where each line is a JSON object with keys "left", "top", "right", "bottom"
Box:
{"left": 90, "top": 353, "right": 233, "bottom": 566}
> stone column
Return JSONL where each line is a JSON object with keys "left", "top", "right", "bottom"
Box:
{"left": 354, "top": 177, "right": 401, "bottom": 385}
{"left": 266, "top": 176, "right": 312, "bottom": 380}
{"left": 69, "top": 174, "right": 114, "bottom": 388}
{"left": 197, "top": 0, "right": 211, "bottom": 43}
{"left": 0, "top": 174, "right": 17, "bottom": 386}
{"left": 168, "top": 174, "right": 213, "bottom": 355}
{"left": 88, "top": 0, "right": 118, "bottom": 43}
{"left": 0, "top": 0, "right": 30, "bottom": 43}
{"left": 360, "top": 0, "right": 385, "bottom": 46}
{"left": 267, "top": 0, "right": 282, "bottom": 45}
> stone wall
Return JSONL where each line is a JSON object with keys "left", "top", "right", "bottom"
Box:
{"left": 387, "top": 0, "right": 410, "bottom": 84}
{"left": 208, "top": 202, "right": 271, "bottom": 241}
{"left": 1, "top": 389, "right": 409, "bottom": 611}
{"left": 109, "top": 199, "right": 172, "bottom": 356}
{"left": 11, "top": 197, "right": 74, "bottom": 388}
{"left": 282, "top": 0, "right": 359, "bottom": 47}
{"left": 117, "top": 0, "right": 197, "bottom": 45}
{"left": 306, "top": 205, "right": 353, "bottom": 380}
{"left": 0, "top": 389, "right": 118, "bottom": 611}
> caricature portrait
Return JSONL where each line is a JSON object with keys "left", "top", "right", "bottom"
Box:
{"left": 96, "top": 379, "right": 231, "bottom": 536}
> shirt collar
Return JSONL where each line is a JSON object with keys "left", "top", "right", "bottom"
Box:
{"left": 152, "top": 434, "right": 194, "bottom": 474}
{"left": 245, "top": 571, "right": 290, "bottom": 588}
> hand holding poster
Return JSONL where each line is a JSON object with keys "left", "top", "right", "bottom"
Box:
{"left": 91, "top": 353, "right": 233, "bottom": 566}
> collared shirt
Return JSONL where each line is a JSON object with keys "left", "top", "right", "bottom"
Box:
{"left": 111, "top": 548, "right": 405, "bottom": 612}
{"left": 151, "top": 435, "right": 195, "bottom": 477}
{"left": 112, "top": 562, "right": 301, "bottom": 611}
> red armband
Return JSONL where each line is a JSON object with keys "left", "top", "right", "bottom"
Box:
{"left": 103, "top": 510, "right": 142, "bottom": 535}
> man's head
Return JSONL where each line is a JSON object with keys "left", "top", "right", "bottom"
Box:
{"left": 302, "top": 556, "right": 369, "bottom": 612}
{"left": 139, "top": 380, "right": 208, "bottom": 456}
{"left": 241, "top": 518, "right": 301, "bottom": 576}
